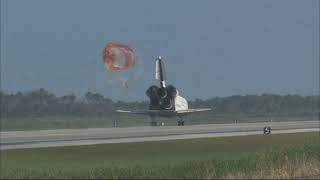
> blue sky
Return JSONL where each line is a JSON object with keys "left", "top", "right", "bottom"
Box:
{"left": 1, "top": 0, "right": 319, "bottom": 101}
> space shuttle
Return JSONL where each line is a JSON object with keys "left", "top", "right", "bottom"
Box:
{"left": 117, "top": 56, "right": 211, "bottom": 126}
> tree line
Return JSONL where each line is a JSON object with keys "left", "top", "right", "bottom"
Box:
{"left": 0, "top": 88, "right": 318, "bottom": 118}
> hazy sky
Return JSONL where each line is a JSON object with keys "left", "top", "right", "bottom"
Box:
{"left": 1, "top": 0, "right": 319, "bottom": 101}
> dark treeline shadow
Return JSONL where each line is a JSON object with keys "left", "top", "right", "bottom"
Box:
{"left": 0, "top": 88, "right": 318, "bottom": 119}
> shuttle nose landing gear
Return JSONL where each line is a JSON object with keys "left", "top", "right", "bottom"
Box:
{"left": 177, "top": 117, "right": 185, "bottom": 126}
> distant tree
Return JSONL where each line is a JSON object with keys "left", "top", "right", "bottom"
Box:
{"left": 0, "top": 89, "right": 318, "bottom": 118}
{"left": 85, "top": 92, "right": 105, "bottom": 104}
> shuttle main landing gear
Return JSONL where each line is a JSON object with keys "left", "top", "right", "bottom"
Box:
{"left": 178, "top": 117, "right": 185, "bottom": 126}
{"left": 150, "top": 116, "right": 157, "bottom": 126}
{"left": 150, "top": 121, "right": 158, "bottom": 126}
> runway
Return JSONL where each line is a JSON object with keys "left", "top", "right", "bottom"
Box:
{"left": 1, "top": 121, "right": 319, "bottom": 150}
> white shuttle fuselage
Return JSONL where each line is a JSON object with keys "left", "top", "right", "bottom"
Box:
{"left": 117, "top": 56, "right": 211, "bottom": 126}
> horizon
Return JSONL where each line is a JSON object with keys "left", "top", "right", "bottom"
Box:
{"left": 1, "top": 88, "right": 318, "bottom": 102}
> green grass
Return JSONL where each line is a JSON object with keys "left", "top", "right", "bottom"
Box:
{"left": 1, "top": 115, "right": 317, "bottom": 131}
{"left": 1, "top": 132, "right": 319, "bottom": 179}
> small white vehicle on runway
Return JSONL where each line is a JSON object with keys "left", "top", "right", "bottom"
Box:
{"left": 263, "top": 126, "right": 272, "bottom": 134}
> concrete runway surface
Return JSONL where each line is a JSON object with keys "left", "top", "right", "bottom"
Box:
{"left": 1, "top": 121, "right": 319, "bottom": 150}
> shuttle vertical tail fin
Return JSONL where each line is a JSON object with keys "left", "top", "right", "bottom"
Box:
{"left": 155, "top": 56, "right": 166, "bottom": 88}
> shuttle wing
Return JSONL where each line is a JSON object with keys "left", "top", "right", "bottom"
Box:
{"left": 116, "top": 109, "right": 176, "bottom": 116}
{"left": 116, "top": 108, "right": 211, "bottom": 117}
{"left": 176, "top": 108, "right": 211, "bottom": 115}
{"left": 116, "top": 110, "right": 159, "bottom": 115}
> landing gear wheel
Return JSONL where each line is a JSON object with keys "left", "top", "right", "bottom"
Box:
{"left": 178, "top": 120, "right": 185, "bottom": 126}
{"left": 150, "top": 116, "right": 157, "bottom": 126}
{"left": 178, "top": 116, "right": 185, "bottom": 126}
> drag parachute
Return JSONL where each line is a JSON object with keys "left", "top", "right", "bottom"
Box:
{"left": 103, "top": 42, "right": 136, "bottom": 71}
{"left": 102, "top": 42, "right": 141, "bottom": 88}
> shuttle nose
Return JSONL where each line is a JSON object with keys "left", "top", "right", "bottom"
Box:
{"left": 157, "top": 56, "right": 162, "bottom": 60}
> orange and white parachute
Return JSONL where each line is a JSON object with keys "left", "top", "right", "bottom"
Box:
{"left": 102, "top": 42, "right": 141, "bottom": 88}
{"left": 103, "top": 42, "right": 136, "bottom": 71}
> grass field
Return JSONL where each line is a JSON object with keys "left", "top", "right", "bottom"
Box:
{"left": 1, "top": 132, "right": 319, "bottom": 179}
{"left": 1, "top": 115, "right": 316, "bottom": 131}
